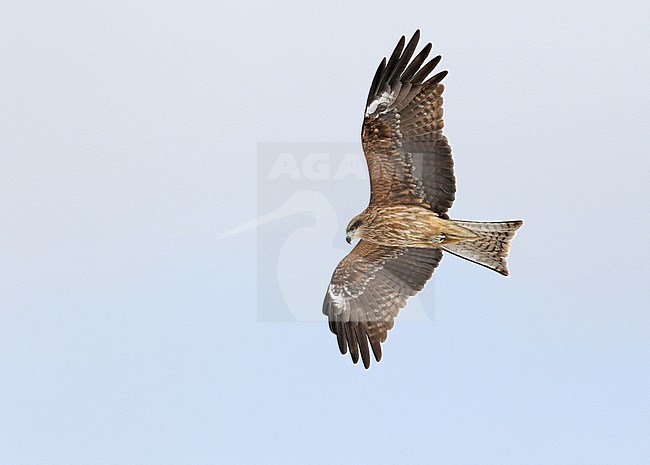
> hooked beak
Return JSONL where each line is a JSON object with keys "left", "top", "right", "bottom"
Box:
{"left": 346, "top": 235, "right": 352, "bottom": 244}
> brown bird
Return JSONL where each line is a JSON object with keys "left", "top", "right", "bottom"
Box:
{"left": 322, "top": 30, "right": 523, "bottom": 368}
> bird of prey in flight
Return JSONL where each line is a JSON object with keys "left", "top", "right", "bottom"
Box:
{"left": 322, "top": 30, "right": 523, "bottom": 368}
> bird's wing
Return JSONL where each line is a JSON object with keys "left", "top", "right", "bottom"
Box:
{"left": 322, "top": 240, "right": 443, "bottom": 368}
{"left": 362, "top": 30, "right": 456, "bottom": 217}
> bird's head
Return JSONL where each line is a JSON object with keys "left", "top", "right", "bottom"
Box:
{"left": 345, "top": 215, "right": 364, "bottom": 244}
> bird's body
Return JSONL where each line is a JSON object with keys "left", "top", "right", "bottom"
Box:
{"left": 351, "top": 204, "right": 477, "bottom": 248}
{"left": 322, "top": 31, "right": 523, "bottom": 368}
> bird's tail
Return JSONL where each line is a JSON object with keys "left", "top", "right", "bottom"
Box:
{"left": 443, "top": 220, "right": 523, "bottom": 276}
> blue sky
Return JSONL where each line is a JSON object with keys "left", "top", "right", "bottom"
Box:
{"left": 1, "top": 1, "right": 649, "bottom": 464}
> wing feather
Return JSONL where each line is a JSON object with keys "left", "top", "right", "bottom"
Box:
{"left": 387, "top": 31, "right": 420, "bottom": 86}
{"left": 366, "top": 58, "right": 387, "bottom": 107}
{"left": 362, "top": 32, "right": 456, "bottom": 217}
{"left": 401, "top": 43, "right": 432, "bottom": 80}
{"left": 323, "top": 240, "right": 443, "bottom": 368}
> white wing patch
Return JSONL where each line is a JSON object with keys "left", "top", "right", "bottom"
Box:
{"left": 328, "top": 284, "right": 348, "bottom": 310}
{"left": 366, "top": 90, "right": 396, "bottom": 116}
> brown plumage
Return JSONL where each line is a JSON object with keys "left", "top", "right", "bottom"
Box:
{"left": 322, "top": 31, "right": 523, "bottom": 368}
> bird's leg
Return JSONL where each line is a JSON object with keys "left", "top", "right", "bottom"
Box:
{"left": 432, "top": 233, "right": 446, "bottom": 245}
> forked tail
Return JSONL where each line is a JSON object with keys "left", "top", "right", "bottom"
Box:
{"left": 443, "top": 220, "right": 523, "bottom": 276}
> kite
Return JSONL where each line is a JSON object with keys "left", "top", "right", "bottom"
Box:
{"left": 322, "top": 31, "right": 523, "bottom": 368}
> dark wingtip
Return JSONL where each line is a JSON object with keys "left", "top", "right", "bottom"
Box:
{"left": 435, "top": 69, "right": 449, "bottom": 82}
{"left": 362, "top": 351, "right": 381, "bottom": 369}
{"left": 392, "top": 35, "right": 406, "bottom": 56}
{"left": 335, "top": 322, "right": 348, "bottom": 354}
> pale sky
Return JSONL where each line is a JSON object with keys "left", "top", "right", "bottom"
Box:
{"left": 1, "top": 1, "right": 649, "bottom": 464}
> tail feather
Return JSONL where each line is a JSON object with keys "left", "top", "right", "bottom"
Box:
{"left": 443, "top": 220, "right": 523, "bottom": 276}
